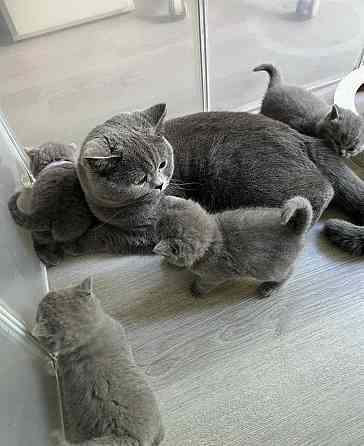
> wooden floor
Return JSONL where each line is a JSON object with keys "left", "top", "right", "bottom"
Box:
{"left": 48, "top": 209, "right": 364, "bottom": 446}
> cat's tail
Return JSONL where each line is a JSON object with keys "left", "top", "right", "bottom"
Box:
{"left": 324, "top": 219, "right": 364, "bottom": 256}
{"left": 281, "top": 196, "right": 313, "bottom": 235}
{"left": 253, "top": 63, "right": 282, "bottom": 88}
{"left": 8, "top": 191, "right": 48, "bottom": 231}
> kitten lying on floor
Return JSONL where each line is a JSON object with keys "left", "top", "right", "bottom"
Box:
{"left": 32, "top": 277, "right": 164, "bottom": 446}
{"left": 8, "top": 142, "right": 93, "bottom": 266}
{"left": 254, "top": 63, "right": 364, "bottom": 158}
{"left": 154, "top": 196, "right": 312, "bottom": 297}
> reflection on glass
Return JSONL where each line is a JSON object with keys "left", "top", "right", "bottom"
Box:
{"left": 0, "top": 115, "right": 47, "bottom": 326}
{"left": 207, "top": 0, "right": 364, "bottom": 110}
{"left": 0, "top": 319, "right": 61, "bottom": 446}
{"left": 0, "top": 0, "right": 201, "bottom": 146}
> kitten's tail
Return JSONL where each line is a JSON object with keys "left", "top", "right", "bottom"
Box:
{"left": 8, "top": 191, "right": 48, "bottom": 230}
{"left": 324, "top": 219, "right": 364, "bottom": 256}
{"left": 253, "top": 63, "right": 282, "bottom": 88}
{"left": 281, "top": 196, "right": 313, "bottom": 235}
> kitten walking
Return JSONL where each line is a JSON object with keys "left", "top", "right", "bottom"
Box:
{"left": 254, "top": 63, "right": 364, "bottom": 158}
{"left": 33, "top": 278, "right": 164, "bottom": 446}
{"left": 154, "top": 196, "right": 312, "bottom": 297}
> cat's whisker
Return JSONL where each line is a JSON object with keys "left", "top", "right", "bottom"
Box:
{"left": 92, "top": 208, "right": 127, "bottom": 233}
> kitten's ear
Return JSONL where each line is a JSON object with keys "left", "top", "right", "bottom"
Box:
{"left": 140, "top": 103, "right": 167, "bottom": 133}
{"left": 153, "top": 240, "right": 175, "bottom": 257}
{"left": 329, "top": 104, "right": 340, "bottom": 121}
{"left": 77, "top": 276, "right": 93, "bottom": 294}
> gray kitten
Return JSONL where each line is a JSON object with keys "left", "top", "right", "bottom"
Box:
{"left": 153, "top": 196, "right": 312, "bottom": 297}
{"left": 32, "top": 277, "right": 164, "bottom": 446}
{"left": 8, "top": 142, "right": 93, "bottom": 266}
{"left": 254, "top": 63, "right": 364, "bottom": 158}
{"left": 61, "top": 107, "right": 364, "bottom": 258}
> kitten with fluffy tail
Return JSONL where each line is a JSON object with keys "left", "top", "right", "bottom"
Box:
{"left": 254, "top": 63, "right": 364, "bottom": 158}
{"left": 33, "top": 277, "right": 164, "bottom": 446}
{"left": 154, "top": 196, "right": 312, "bottom": 297}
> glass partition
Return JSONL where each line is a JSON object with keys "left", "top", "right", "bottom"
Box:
{"left": 0, "top": 114, "right": 47, "bottom": 326}
{"left": 0, "top": 1, "right": 203, "bottom": 146}
{"left": 206, "top": 0, "right": 364, "bottom": 110}
{"left": 0, "top": 316, "right": 62, "bottom": 446}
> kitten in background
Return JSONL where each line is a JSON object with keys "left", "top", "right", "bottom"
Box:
{"left": 8, "top": 142, "right": 93, "bottom": 266}
{"left": 154, "top": 196, "right": 312, "bottom": 298}
{"left": 33, "top": 277, "right": 164, "bottom": 446}
{"left": 254, "top": 63, "right": 364, "bottom": 158}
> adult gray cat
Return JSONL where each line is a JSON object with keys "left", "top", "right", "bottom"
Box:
{"left": 324, "top": 219, "right": 364, "bottom": 256}
{"left": 254, "top": 63, "right": 364, "bottom": 158}
{"left": 63, "top": 106, "right": 364, "bottom": 257}
{"left": 33, "top": 277, "right": 164, "bottom": 446}
{"left": 154, "top": 196, "right": 311, "bottom": 297}
{"left": 64, "top": 104, "right": 174, "bottom": 257}
{"left": 8, "top": 142, "right": 93, "bottom": 266}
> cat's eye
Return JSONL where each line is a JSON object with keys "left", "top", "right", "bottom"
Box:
{"left": 159, "top": 160, "right": 167, "bottom": 169}
{"left": 135, "top": 174, "right": 147, "bottom": 185}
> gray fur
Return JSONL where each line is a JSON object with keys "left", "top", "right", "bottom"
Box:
{"left": 254, "top": 63, "right": 364, "bottom": 158}
{"left": 33, "top": 278, "right": 164, "bottom": 446}
{"left": 324, "top": 219, "right": 364, "bottom": 256}
{"left": 63, "top": 104, "right": 174, "bottom": 257}
{"left": 154, "top": 196, "right": 312, "bottom": 297}
{"left": 61, "top": 108, "right": 364, "bottom": 258}
{"left": 25, "top": 142, "right": 79, "bottom": 177}
{"left": 8, "top": 142, "right": 93, "bottom": 266}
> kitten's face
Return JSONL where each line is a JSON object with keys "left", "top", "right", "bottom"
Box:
{"left": 154, "top": 198, "right": 212, "bottom": 267}
{"left": 25, "top": 142, "right": 78, "bottom": 177}
{"left": 321, "top": 105, "right": 364, "bottom": 157}
{"left": 32, "top": 278, "right": 102, "bottom": 355}
{"left": 79, "top": 104, "right": 174, "bottom": 206}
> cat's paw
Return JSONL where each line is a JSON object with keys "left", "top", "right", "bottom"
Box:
{"left": 50, "top": 430, "right": 68, "bottom": 446}
{"left": 33, "top": 243, "right": 64, "bottom": 267}
{"left": 339, "top": 146, "right": 363, "bottom": 158}
{"left": 190, "top": 279, "right": 209, "bottom": 298}
{"left": 63, "top": 240, "right": 83, "bottom": 257}
{"left": 256, "top": 282, "right": 279, "bottom": 299}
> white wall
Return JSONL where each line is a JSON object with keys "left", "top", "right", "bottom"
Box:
{"left": 0, "top": 0, "right": 135, "bottom": 40}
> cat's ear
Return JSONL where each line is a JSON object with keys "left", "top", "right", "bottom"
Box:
{"left": 76, "top": 276, "right": 93, "bottom": 294}
{"left": 153, "top": 240, "right": 176, "bottom": 257}
{"left": 83, "top": 155, "right": 120, "bottom": 171}
{"left": 140, "top": 103, "right": 167, "bottom": 133}
{"left": 329, "top": 104, "right": 340, "bottom": 121}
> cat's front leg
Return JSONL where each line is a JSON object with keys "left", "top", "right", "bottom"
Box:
{"left": 63, "top": 224, "right": 157, "bottom": 257}
{"left": 51, "top": 430, "right": 141, "bottom": 445}
{"left": 191, "top": 275, "right": 225, "bottom": 297}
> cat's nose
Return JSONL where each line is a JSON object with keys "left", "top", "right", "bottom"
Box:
{"left": 152, "top": 181, "right": 164, "bottom": 190}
